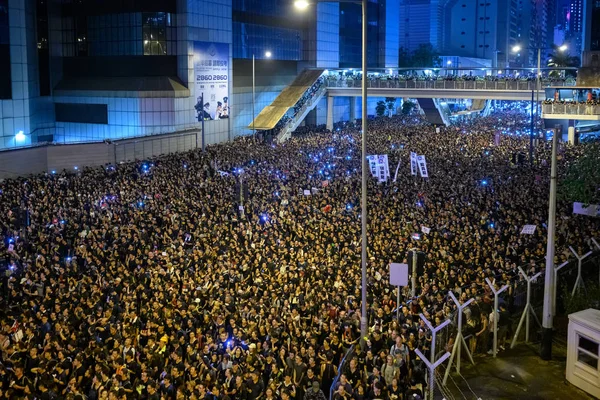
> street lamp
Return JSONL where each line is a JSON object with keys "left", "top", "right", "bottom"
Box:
{"left": 252, "top": 50, "right": 272, "bottom": 142}
{"left": 295, "top": 0, "right": 369, "bottom": 345}
{"left": 511, "top": 44, "right": 568, "bottom": 164}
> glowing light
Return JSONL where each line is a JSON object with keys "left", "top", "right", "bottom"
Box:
{"left": 512, "top": 45, "right": 522, "bottom": 53}
{"left": 265, "top": 51, "right": 272, "bottom": 58}
{"left": 51, "top": 170, "right": 56, "bottom": 174}
{"left": 559, "top": 44, "right": 568, "bottom": 52}
{"left": 346, "top": 204, "right": 353, "bottom": 210}
{"left": 15, "top": 131, "right": 25, "bottom": 142}
{"left": 481, "top": 180, "right": 488, "bottom": 186}
{"left": 74, "top": 166, "right": 78, "bottom": 170}
{"left": 294, "top": 0, "right": 310, "bottom": 9}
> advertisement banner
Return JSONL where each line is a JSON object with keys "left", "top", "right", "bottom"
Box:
{"left": 193, "top": 42, "right": 230, "bottom": 121}
{"left": 410, "top": 152, "right": 417, "bottom": 176}
{"left": 416, "top": 155, "right": 429, "bottom": 178}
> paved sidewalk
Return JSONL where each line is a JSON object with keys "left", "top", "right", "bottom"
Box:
{"left": 440, "top": 343, "right": 594, "bottom": 400}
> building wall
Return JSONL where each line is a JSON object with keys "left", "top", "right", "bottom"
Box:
{"left": 0, "top": 129, "right": 202, "bottom": 179}
{"left": 0, "top": 0, "right": 39, "bottom": 150}
{"left": 381, "top": 0, "right": 400, "bottom": 68}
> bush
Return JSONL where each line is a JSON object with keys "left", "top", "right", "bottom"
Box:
{"left": 562, "top": 282, "right": 600, "bottom": 315}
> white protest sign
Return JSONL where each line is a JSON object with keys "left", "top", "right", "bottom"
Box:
{"left": 416, "top": 155, "right": 429, "bottom": 178}
{"left": 421, "top": 226, "right": 431, "bottom": 234}
{"left": 573, "top": 202, "right": 600, "bottom": 217}
{"left": 367, "top": 155, "right": 378, "bottom": 177}
{"left": 520, "top": 225, "right": 537, "bottom": 235}
{"left": 303, "top": 190, "right": 311, "bottom": 196}
{"left": 377, "top": 155, "right": 390, "bottom": 183}
{"left": 389, "top": 263, "right": 409, "bottom": 286}
{"left": 367, "top": 155, "right": 391, "bottom": 183}
{"left": 410, "top": 152, "right": 417, "bottom": 176}
{"left": 393, "top": 160, "right": 401, "bottom": 183}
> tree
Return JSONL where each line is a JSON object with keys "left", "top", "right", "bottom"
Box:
{"left": 558, "top": 142, "right": 600, "bottom": 205}
{"left": 402, "top": 100, "right": 416, "bottom": 115}
{"left": 547, "top": 45, "right": 580, "bottom": 78}
{"left": 397, "top": 44, "right": 442, "bottom": 68}
{"left": 375, "top": 100, "right": 387, "bottom": 117}
{"left": 411, "top": 44, "right": 442, "bottom": 68}
{"left": 398, "top": 47, "right": 412, "bottom": 68}
{"left": 385, "top": 97, "right": 396, "bottom": 117}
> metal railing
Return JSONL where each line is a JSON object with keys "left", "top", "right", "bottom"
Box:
{"left": 329, "top": 345, "right": 355, "bottom": 400}
{"left": 277, "top": 85, "right": 327, "bottom": 143}
{"left": 542, "top": 103, "right": 600, "bottom": 116}
{"left": 325, "top": 79, "right": 575, "bottom": 91}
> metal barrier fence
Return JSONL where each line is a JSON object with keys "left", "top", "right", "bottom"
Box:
{"left": 542, "top": 103, "right": 600, "bottom": 115}
{"left": 329, "top": 345, "right": 355, "bottom": 400}
{"left": 325, "top": 79, "right": 575, "bottom": 90}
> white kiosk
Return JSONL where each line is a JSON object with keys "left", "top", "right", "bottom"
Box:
{"left": 566, "top": 308, "right": 600, "bottom": 398}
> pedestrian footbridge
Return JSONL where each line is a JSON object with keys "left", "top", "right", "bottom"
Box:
{"left": 247, "top": 69, "right": 575, "bottom": 143}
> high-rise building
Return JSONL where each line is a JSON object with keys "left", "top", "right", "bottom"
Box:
{"left": 582, "top": 0, "right": 600, "bottom": 52}
{"left": 444, "top": 0, "right": 522, "bottom": 68}
{"left": 0, "top": 0, "right": 407, "bottom": 151}
{"left": 566, "top": 0, "right": 584, "bottom": 57}
{"left": 398, "top": 0, "right": 449, "bottom": 54}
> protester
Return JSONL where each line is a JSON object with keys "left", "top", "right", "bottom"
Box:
{"left": 0, "top": 110, "right": 598, "bottom": 400}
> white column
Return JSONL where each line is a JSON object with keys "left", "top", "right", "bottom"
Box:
{"left": 349, "top": 96, "right": 357, "bottom": 123}
{"left": 326, "top": 95, "right": 334, "bottom": 131}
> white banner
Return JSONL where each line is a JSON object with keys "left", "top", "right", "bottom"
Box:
{"left": 410, "top": 152, "right": 417, "bottom": 176}
{"left": 573, "top": 202, "right": 600, "bottom": 217}
{"left": 417, "top": 155, "right": 429, "bottom": 178}
{"left": 367, "top": 155, "right": 378, "bottom": 177}
{"left": 393, "top": 160, "right": 401, "bottom": 183}
{"left": 421, "top": 226, "right": 431, "bottom": 234}
{"left": 193, "top": 42, "right": 230, "bottom": 121}
{"left": 367, "top": 155, "right": 391, "bottom": 183}
{"left": 521, "top": 225, "right": 537, "bottom": 235}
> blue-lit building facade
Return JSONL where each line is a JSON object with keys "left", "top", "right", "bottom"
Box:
{"left": 0, "top": 0, "right": 400, "bottom": 151}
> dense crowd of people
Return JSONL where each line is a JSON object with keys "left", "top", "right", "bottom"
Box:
{"left": 0, "top": 111, "right": 598, "bottom": 400}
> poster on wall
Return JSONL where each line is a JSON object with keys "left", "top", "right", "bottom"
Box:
{"left": 193, "top": 42, "right": 230, "bottom": 121}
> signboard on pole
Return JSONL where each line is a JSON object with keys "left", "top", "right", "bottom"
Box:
{"left": 193, "top": 42, "right": 230, "bottom": 121}
{"left": 410, "top": 152, "right": 417, "bottom": 176}
{"left": 417, "top": 155, "right": 429, "bottom": 178}
{"left": 389, "top": 263, "right": 409, "bottom": 286}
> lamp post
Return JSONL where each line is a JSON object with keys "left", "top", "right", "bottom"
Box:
{"left": 541, "top": 124, "right": 558, "bottom": 360}
{"left": 512, "top": 44, "right": 568, "bottom": 164}
{"left": 253, "top": 51, "right": 272, "bottom": 143}
{"left": 295, "top": 0, "right": 369, "bottom": 345}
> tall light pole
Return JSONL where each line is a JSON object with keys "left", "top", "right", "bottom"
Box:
{"left": 512, "top": 44, "right": 567, "bottom": 164}
{"left": 253, "top": 51, "right": 272, "bottom": 142}
{"left": 295, "top": 0, "right": 369, "bottom": 344}
{"left": 541, "top": 125, "right": 558, "bottom": 360}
